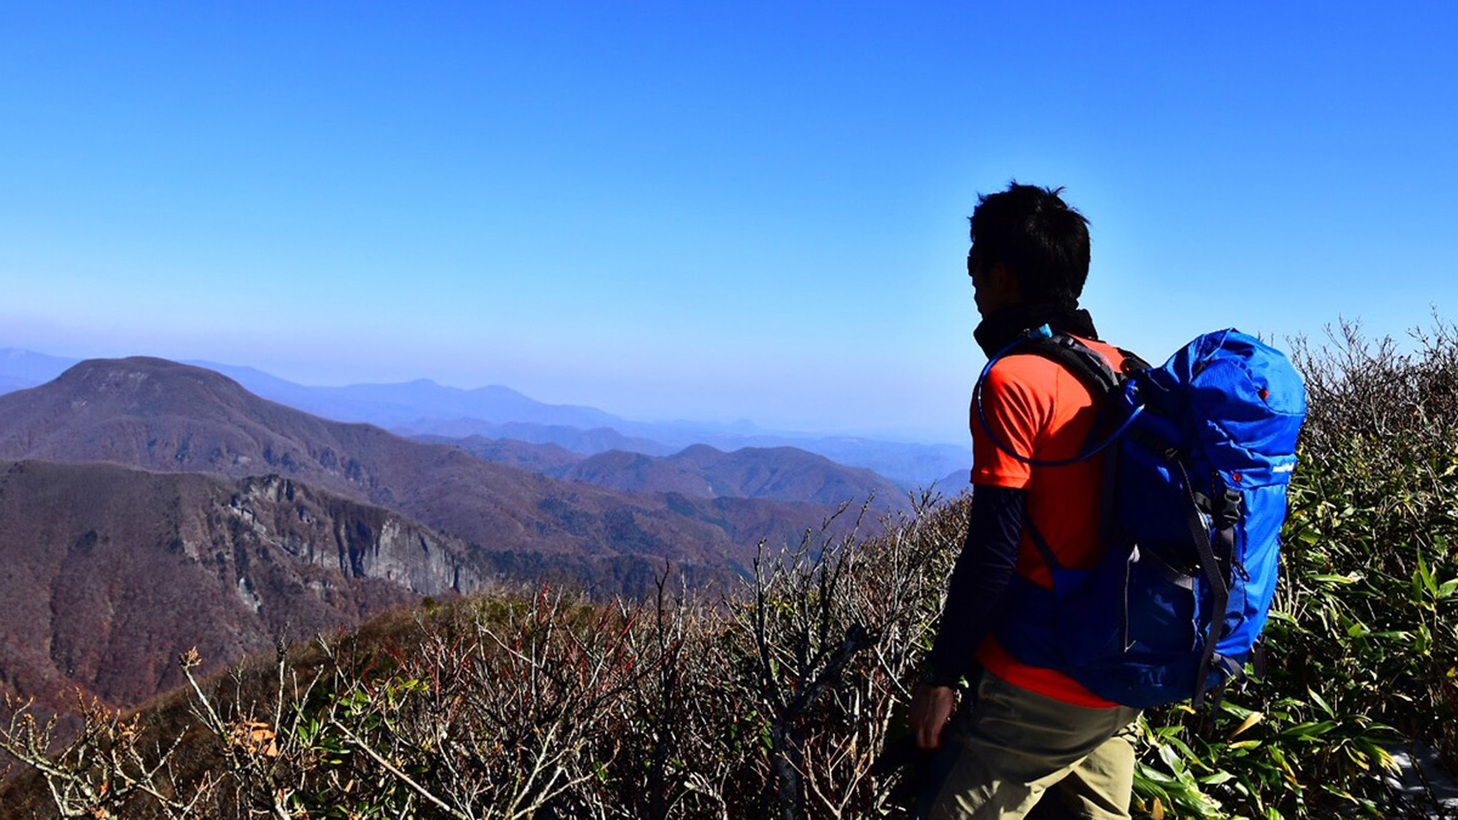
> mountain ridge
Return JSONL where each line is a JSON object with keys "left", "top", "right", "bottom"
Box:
{"left": 0, "top": 348, "right": 970, "bottom": 489}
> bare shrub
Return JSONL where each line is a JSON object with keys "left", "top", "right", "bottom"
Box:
{"left": 1292, "top": 315, "right": 1458, "bottom": 455}
{"left": 0, "top": 691, "right": 213, "bottom": 818}
{"left": 0, "top": 493, "right": 969, "bottom": 818}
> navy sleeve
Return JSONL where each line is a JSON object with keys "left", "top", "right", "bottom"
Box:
{"left": 924, "top": 484, "right": 1028, "bottom": 686}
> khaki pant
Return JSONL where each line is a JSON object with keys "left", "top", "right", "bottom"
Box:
{"left": 917, "top": 672, "right": 1141, "bottom": 819}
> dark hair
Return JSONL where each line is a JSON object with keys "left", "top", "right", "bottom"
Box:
{"left": 969, "top": 182, "right": 1090, "bottom": 305}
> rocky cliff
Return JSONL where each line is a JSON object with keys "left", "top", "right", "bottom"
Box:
{"left": 0, "top": 459, "right": 481, "bottom": 713}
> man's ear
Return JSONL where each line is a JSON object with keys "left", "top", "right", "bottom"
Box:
{"left": 989, "top": 263, "right": 1023, "bottom": 301}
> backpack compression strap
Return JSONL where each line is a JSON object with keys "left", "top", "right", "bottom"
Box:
{"left": 1175, "top": 459, "right": 1244, "bottom": 709}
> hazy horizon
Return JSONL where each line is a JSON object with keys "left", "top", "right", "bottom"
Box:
{"left": 0, "top": 345, "right": 969, "bottom": 445}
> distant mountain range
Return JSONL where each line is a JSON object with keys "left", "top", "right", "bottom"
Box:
{"left": 0, "top": 357, "right": 871, "bottom": 568}
{"left": 0, "top": 355, "right": 910, "bottom": 715}
{"left": 0, "top": 348, "right": 78, "bottom": 395}
{"left": 0, "top": 348, "right": 971, "bottom": 494}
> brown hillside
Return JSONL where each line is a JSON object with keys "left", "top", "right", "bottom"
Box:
{"left": 666, "top": 443, "right": 907, "bottom": 508}
{"left": 562, "top": 448, "right": 711, "bottom": 496}
{"left": 418, "top": 433, "right": 584, "bottom": 473}
{"left": 0, "top": 459, "right": 458, "bottom": 715}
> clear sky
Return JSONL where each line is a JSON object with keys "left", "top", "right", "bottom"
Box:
{"left": 2, "top": 2, "right": 1455, "bottom": 444}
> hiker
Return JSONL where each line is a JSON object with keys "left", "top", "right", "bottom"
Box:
{"left": 910, "top": 183, "right": 1142, "bottom": 819}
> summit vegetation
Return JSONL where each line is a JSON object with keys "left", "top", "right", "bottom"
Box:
{"left": 2, "top": 319, "right": 1456, "bottom": 818}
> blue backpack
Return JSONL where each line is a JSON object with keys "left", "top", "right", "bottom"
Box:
{"left": 978, "top": 327, "right": 1307, "bottom": 708}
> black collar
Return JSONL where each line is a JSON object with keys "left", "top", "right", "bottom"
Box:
{"left": 973, "top": 302, "right": 1099, "bottom": 358}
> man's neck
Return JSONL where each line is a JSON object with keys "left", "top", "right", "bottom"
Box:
{"left": 974, "top": 301, "right": 1099, "bottom": 358}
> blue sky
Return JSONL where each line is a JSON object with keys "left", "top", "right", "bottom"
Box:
{"left": 1, "top": 2, "right": 1454, "bottom": 444}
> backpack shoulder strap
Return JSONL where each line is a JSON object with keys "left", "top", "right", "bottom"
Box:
{"left": 1016, "top": 334, "right": 1122, "bottom": 398}
{"left": 974, "top": 326, "right": 1148, "bottom": 467}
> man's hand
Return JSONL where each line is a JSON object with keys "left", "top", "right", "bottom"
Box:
{"left": 910, "top": 683, "right": 957, "bottom": 750}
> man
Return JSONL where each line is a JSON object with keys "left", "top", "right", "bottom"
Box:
{"left": 910, "top": 183, "right": 1141, "bottom": 819}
